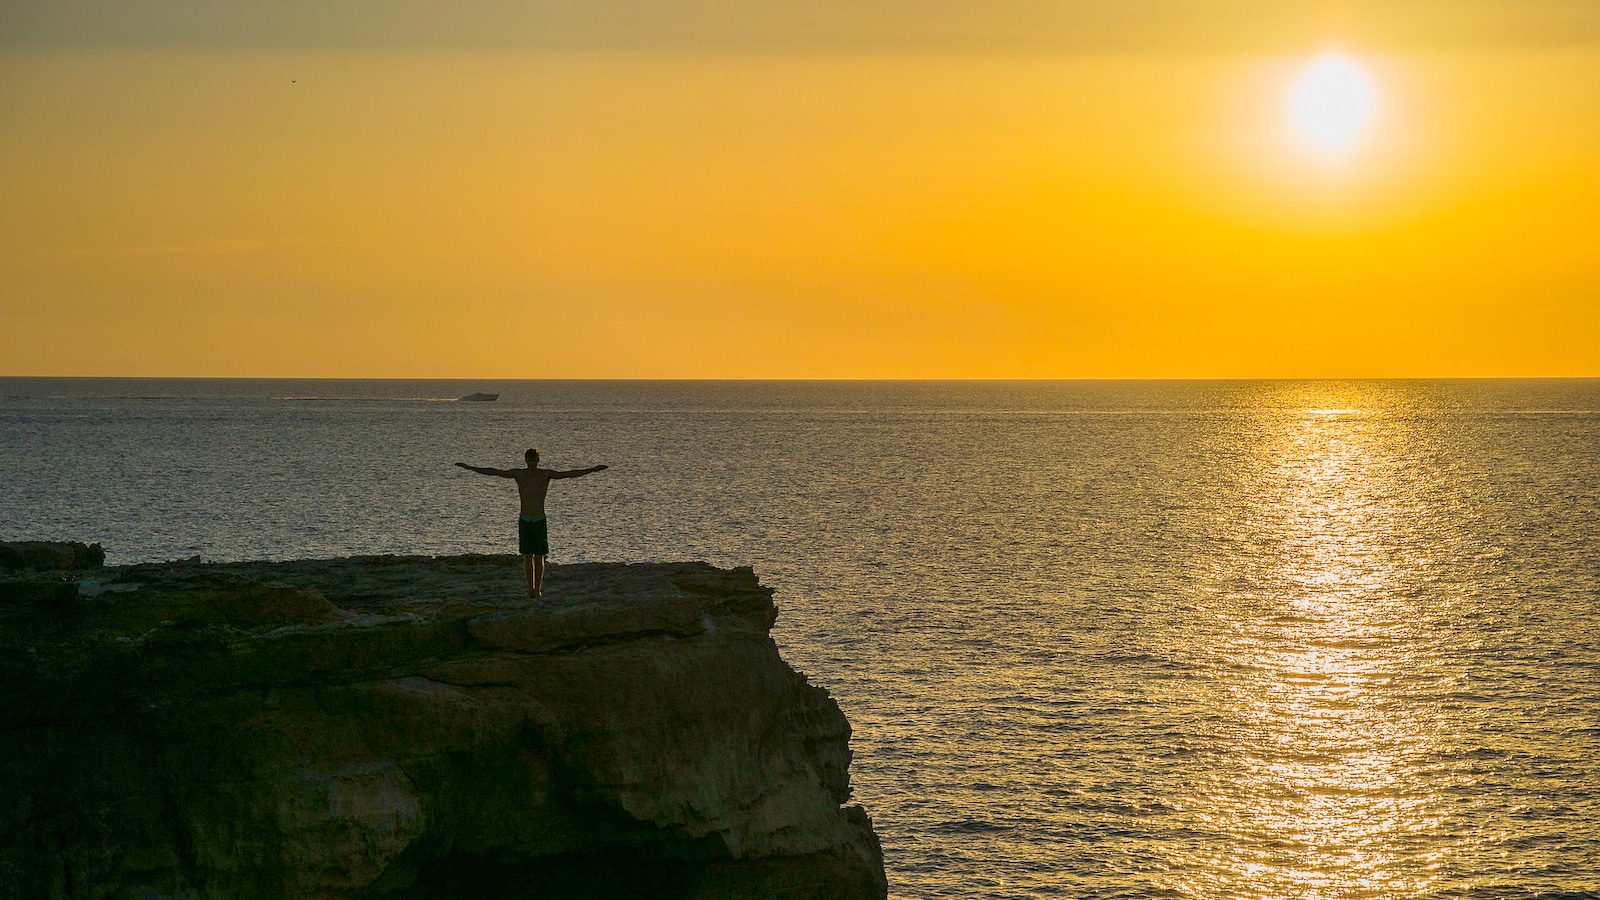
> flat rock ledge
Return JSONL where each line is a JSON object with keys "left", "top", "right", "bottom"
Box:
{"left": 0, "top": 545, "right": 886, "bottom": 899}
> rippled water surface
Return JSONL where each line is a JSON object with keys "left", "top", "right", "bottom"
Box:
{"left": 4, "top": 378, "right": 1598, "bottom": 899}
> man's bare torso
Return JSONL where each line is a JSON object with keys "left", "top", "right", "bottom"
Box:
{"left": 513, "top": 467, "right": 555, "bottom": 517}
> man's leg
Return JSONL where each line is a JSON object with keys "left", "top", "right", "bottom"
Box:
{"left": 522, "top": 554, "right": 535, "bottom": 597}
{"left": 534, "top": 555, "right": 546, "bottom": 598}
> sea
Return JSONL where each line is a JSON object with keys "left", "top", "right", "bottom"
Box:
{"left": 3, "top": 377, "right": 1598, "bottom": 899}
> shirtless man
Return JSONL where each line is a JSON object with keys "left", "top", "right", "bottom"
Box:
{"left": 455, "top": 449, "right": 608, "bottom": 600}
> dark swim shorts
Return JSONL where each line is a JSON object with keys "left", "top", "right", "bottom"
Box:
{"left": 518, "top": 515, "right": 549, "bottom": 556}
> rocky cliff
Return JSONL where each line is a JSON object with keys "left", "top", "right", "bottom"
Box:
{"left": 0, "top": 544, "right": 886, "bottom": 899}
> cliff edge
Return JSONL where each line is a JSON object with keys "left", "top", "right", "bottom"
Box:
{"left": 0, "top": 545, "right": 886, "bottom": 899}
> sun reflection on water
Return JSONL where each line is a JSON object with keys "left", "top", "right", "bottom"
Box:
{"left": 1187, "top": 386, "right": 1461, "bottom": 899}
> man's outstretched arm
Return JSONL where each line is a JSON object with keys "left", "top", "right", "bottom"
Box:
{"left": 455, "top": 462, "right": 516, "bottom": 477}
{"left": 550, "top": 464, "right": 609, "bottom": 480}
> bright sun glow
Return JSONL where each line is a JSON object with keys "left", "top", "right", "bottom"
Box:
{"left": 1288, "top": 53, "right": 1378, "bottom": 156}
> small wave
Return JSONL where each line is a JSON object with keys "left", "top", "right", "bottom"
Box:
{"left": 18, "top": 395, "right": 192, "bottom": 401}
{"left": 930, "top": 818, "right": 1011, "bottom": 835}
{"left": 1491, "top": 409, "right": 1600, "bottom": 416}
{"left": 273, "top": 397, "right": 461, "bottom": 403}
{"left": 1441, "top": 888, "right": 1600, "bottom": 900}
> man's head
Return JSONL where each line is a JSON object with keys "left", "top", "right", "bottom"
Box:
{"left": 525, "top": 447, "right": 540, "bottom": 467}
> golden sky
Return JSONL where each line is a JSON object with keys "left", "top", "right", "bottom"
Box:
{"left": 2, "top": 1, "right": 1598, "bottom": 377}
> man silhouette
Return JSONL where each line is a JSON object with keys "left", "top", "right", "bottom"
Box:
{"left": 455, "top": 448, "right": 608, "bottom": 600}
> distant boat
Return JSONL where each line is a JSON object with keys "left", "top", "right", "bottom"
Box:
{"left": 458, "top": 392, "right": 499, "bottom": 402}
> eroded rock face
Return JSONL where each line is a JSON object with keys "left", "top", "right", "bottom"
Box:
{"left": 0, "top": 555, "right": 886, "bottom": 899}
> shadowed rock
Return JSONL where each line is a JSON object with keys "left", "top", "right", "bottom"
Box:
{"left": 0, "top": 540, "right": 104, "bottom": 572}
{"left": 0, "top": 553, "right": 886, "bottom": 899}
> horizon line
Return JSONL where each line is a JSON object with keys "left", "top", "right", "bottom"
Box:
{"left": 4, "top": 375, "right": 1598, "bottom": 383}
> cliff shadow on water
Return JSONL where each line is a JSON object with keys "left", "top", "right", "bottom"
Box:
{"left": 0, "top": 541, "right": 887, "bottom": 899}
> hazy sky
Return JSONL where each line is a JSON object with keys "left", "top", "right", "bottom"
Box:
{"left": 3, "top": 1, "right": 1597, "bottom": 376}
{"left": 8, "top": 1, "right": 1600, "bottom": 53}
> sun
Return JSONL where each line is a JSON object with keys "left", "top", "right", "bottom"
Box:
{"left": 1288, "top": 53, "right": 1378, "bottom": 156}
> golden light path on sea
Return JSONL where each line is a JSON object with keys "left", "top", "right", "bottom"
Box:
{"left": 1179, "top": 384, "right": 1472, "bottom": 899}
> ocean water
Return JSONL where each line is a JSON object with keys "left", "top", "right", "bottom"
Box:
{"left": 3, "top": 377, "right": 1599, "bottom": 899}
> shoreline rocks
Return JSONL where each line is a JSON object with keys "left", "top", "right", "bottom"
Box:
{"left": 0, "top": 551, "right": 886, "bottom": 899}
{"left": 0, "top": 540, "right": 104, "bottom": 572}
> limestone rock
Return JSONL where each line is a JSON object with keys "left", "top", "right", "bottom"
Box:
{"left": 0, "top": 554, "right": 886, "bottom": 899}
{"left": 0, "top": 540, "right": 104, "bottom": 572}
